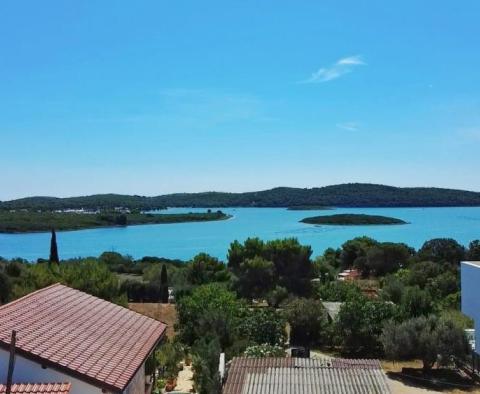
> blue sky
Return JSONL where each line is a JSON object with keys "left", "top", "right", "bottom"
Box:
{"left": 1, "top": 1, "right": 480, "bottom": 200}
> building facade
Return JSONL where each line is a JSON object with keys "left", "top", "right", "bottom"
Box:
{"left": 461, "top": 261, "right": 480, "bottom": 356}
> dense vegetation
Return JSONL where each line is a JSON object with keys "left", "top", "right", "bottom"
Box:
{"left": 301, "top": 213, "right": 406, "bottom": 225}
{"left": 0, "top": 210, "right": 230, "bottom": 233}
{"left": 3, "top": 183, "right": 480, "bottom": 210}
{"left": 0, "top": 194, "right": 165, "bottom": 211}
{"left": 1, "top": 234, "right": 478, "bottom": 392}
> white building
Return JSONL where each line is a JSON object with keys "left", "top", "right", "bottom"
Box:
{"left": 461, "top": 261, "right": 480, "bottom": 373}
{"left": 0, "top": 284, "right": 167, "bottom": 394}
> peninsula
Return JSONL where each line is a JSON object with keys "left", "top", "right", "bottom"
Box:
{"left": 0, "top": 210, "right": 230, "bottom": 233}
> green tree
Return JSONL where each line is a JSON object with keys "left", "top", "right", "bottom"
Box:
{"left": 192, "top": 337, "right": 222, "bottom": 394}
{"left": 382, "top": 316, "right": 467, "bottom": 370}
{"left": 60, "top": 259, "right": 126, "bottom": 304}
{"left": 49, "top": 228, "right": 59, "bottom": 264}
{"left": 467, "top": 240, "right": 480, "bottom": 261}
{"left": 0, "top": 272, "right": 11, "bottom": 303}
{"left": 314, "top": 281, "right": 362, "bottom": 302}
{"left": 99, "top": 252, "right": 135, "bottom": 273}
{"left": 187, "top": 253, "right": 230, "bottom": 286}
{"left": 264, "top": 238, "right": 313, "bottom": 296}
{"left": 176, "top": 283, "right": 245, "bottom": 347}
{"left": 235, "top": 257, "right": 275, "bottom": 299}
{"left": 336, "top": 297, "right": 396, "bottom": 356}
{"left": 241, "top": 308, "right": 287, "bottom": 347}
{"left": 340, "top": 237, "right": 379, "bottom": 274}
{"left": 265, "top": 286, "right": 289, "bottom": 308}
{"left": 427, "top": 271, "right": 458, "bottom": 301}
{"left": 400, "top": 286, "right": 433, "bottom": 318}
{"left": 5, "top": 261, "right": 23, "bottom": 277}
{"left": 313, "top": 256, "right": 336, "bottom": 283}
{"left": 10, "top": 259, "right": 126, "bottom": 304}
{"left": 366, "top": 242, "right": 412, "bottom": 276}
{"left": 404, "top": 261, "right": 441, "bottom": 288}
{"left": 156, "top": 340, "right": 183, "bottom": 379}
{"left": 114, "top": 214, "right": 127, "bottom": 226}
{"left": 160, "top": 264, "right": 169, "bottom": 303}
{"left": 228, "top": 238, "right": 313, "bottom": 297}
{"left": 321, "top": 247, "right": 342, "bottom": 269}
{"left": 380, "top": 275, "right": 405, "bottom": 304}
{"left": 284, "top": 298, "right": 329, "bottom": 347}
{"left": 418, "top": 238, "right": 465, "bottom": 265}
{"left": 227, "top": 238, "right": 265, "bottom": 274}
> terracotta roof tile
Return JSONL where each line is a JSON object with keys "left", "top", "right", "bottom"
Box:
{"left": 0, "top": 383, "right": 71, "bottom": 394}
{"left": 0, "top": 284, "right": 166, "bottom": 391}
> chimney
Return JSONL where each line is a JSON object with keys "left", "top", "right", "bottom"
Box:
{"left": 218, "top": 352, "right": 226, "bottom": 381}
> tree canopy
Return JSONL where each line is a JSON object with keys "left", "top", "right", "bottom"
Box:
{"left": 382, "top": 315, "right": 468, "bottom": 370}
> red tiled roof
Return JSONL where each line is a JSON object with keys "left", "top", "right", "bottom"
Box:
{"left": 0, "top": 383, "right": 71, "bottom": 394}
{"left": 0, "top": 284, "right": 166, "bottom": 392}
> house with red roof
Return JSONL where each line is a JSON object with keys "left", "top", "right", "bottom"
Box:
{"left": 0, "top": 284, "right": 167, "bottom": 394}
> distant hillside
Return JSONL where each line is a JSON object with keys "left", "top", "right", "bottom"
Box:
{"left": 2, "top": 183, "right": 480, "bottom": 210}
{"left": 0, "top": 194, "right": 159, "bottom": 211}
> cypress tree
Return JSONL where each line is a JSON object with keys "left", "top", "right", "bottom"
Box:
{"left": 49, "top": 228, "right": 59, "bottom": 264}
{"left": 160, "top": 264, "right": 169, "bottom": 303}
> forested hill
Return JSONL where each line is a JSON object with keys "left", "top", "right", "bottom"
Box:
{"left": 3, "top": 183, "right": 480, "bottom": 210}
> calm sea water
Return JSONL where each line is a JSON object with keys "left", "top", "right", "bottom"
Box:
{"left": 0, "top": 207, "right": 479, "bottom": 261}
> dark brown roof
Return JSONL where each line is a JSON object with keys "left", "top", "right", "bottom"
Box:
{"left": 223, "top": 357, "right": 391, "bottom": 394}
{"left": 0, "top": 284, "right": 166, "bottom": 392}
{"left": 0, "top": 383, "right": 71, "bottom": 394}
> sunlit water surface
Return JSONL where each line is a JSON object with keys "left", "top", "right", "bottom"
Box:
{"left": 0, "top": 207, "right": 479, "bottom": 261}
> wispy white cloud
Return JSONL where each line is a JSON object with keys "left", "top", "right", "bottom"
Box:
{"left": 303, "top": 55, "right": 366, "bottom": 83}
{"left": 336, "top": 122, "right": 360, "bottom": 131}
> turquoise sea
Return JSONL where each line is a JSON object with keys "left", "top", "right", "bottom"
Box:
{"left": 0, "top": 207, "right": 479, "bottom": 261}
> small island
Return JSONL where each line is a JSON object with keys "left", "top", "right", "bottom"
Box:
{"left": 287, "top": 206, "right": 332, "bottom": 211}
{"left": 300, "top": 213, "right": 407, "bottom": 226}
{"left": 0, "top": 210, "right": 231, "bottom": 233}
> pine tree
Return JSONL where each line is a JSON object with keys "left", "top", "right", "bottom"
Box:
{"left": 49, "top": 228, "right": 59, "bottom": 264}
{"left": 160, "top": 264, "right": 169, "bottom": 303}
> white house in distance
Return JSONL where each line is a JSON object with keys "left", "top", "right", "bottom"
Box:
{"left": 0, "top": 284, "right": 167, "bottom": 394}
{"left": 461, "top": 261, "right": 480, "bottom": 364}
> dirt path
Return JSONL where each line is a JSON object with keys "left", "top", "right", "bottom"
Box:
{"left": 175, "top": 364, "right": 194, "bottom": 392}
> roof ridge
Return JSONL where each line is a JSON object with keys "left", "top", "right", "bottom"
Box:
{"left": 0, "top": 282, "right": 62, "bottom": 313}
{"left": 1, "top": 283, "right": 165, "bottom": 327}
{"left": 59, "top": 284, "right": 167, "bottom": 327}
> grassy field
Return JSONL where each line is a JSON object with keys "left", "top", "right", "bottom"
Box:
{"left": 300, "top": 213, "right": 407, "bottom": 225}
{"left": 0, "top": 210, "right": 231, "bottom": 233}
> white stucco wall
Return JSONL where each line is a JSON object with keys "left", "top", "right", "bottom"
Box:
{"left": 125, "top": 364, "right": 145, "bottom": 394}
{"left": 461, "top": 261, "right": 480, "bottom": 355}
{"left": 0, "top": 349, "right": 114, "bottom": 394}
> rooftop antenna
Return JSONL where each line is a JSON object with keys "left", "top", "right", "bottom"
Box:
{"left": 6, "top": 330, "right": 16, "bottom": 394}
